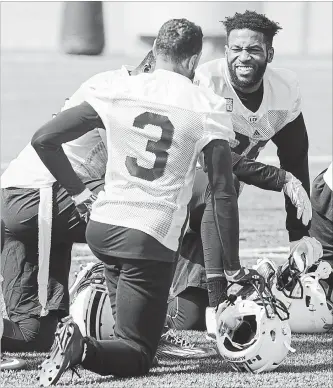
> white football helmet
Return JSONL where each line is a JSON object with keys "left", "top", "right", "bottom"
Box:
{"left": 216, "top": 281, "right": 294, "bottom": 374}
{"left": 70, "top": 262, "right": 115, "bottom": 340}
{"left": 256, "top": 258, "right": 333, "bottom": 333}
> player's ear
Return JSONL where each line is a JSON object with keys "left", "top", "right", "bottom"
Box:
{"left": 189, "top": 51, "right": 202, "bottom": 72}
{"left": 224, "top": 45, "right": 229, "bottom": 58}
{"left": 267, "top": 47, "right": 274, "bottom": 63}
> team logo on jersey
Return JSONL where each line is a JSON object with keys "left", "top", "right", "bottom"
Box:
{"left": 226, "top": 98, "right": 233, "bottom": 112}
{"left": 248, "top": 115, "right": 258, "bottom": 123}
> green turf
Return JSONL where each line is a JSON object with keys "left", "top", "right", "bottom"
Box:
{"left": 1, "top": 332, "right": 332, "bottom": 387}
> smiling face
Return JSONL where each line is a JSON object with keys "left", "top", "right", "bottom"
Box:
{"left": 225, "top": 29, "right": 274, "bottom": 92}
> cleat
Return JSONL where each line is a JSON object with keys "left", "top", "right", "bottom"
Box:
{"left": 156, "top": 329, "right": 217, "bottom": 360}
{"left": 38, "top": 316, "right": 84, "bottom": 387}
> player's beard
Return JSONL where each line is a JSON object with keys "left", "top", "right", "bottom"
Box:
{"left": 228, "top": 59, "right": 268, "bottom": 90}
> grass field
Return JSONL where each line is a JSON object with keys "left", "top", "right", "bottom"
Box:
{"left": 0, "top": 51, "right": 332, "bottom": 387}
{"left": 1, "top": 332, "right": 332, "bottom": 388}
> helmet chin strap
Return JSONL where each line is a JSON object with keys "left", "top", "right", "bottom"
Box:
{"left": 283, "top": 340, "right": 296, "bottom": 353}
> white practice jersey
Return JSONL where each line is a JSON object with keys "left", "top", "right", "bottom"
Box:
{"left": 194, "top": 58, "right": 302, "bottom": 160}
{"left": 85, "top": 69, "right": 234, "bottom": 251}
{"left": 1, "top": 66, "right": 132, "bottom": 189}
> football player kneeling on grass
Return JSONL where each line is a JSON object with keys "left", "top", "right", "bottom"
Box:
{"left": 2, "top": 49, "right": 208, "bottom": 360}
{"left": 69, "top": 262, "right": 217, "bottom": 360}
{"left": 31, "top": 18, "right": 256, "bottom": 385}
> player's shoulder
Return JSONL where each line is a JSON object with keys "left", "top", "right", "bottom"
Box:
{"left": 187, "top": 82, "right": 228, "bottom": 114}
{"left": 196, "top": 58, "right": 225, "bottom": 77}
{"left": 266, "top": 66, "right": 299, "bottom": 89}
{"left": 194, "top": 58, "right": 228, "bottom": 92}
{"left": 265, "top": 66, "right": 301, "bottom": 109}
{"left": 82, "top": 67, "right": 129, "bottom": 90}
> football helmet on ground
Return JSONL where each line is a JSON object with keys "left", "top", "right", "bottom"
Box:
{"left": 216, "top": 279, "right": 294, "bottom": 374}
{"left": 256, "top": 258, "right": 333, "bottom": 333}
{"left": 70, "top": 262, "right": 115, "bottom": 340}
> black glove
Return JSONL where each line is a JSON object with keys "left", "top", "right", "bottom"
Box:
{"left": 72, "top": 188, "right": 97, "bottom": 223}
{"left": 225, "top": 267, "right": 265, "bottom": 293}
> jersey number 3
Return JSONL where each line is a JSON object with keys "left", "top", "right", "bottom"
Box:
{"left": 125, "top": 112, "right": 174, "bottom": 181}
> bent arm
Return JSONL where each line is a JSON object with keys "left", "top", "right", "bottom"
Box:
{"left": 31, "top": 101, "right": 104, "bottom": 196}
{"left": 232, "top": 152, "right": 286, "bottom": 191}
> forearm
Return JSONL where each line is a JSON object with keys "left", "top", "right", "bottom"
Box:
{"left": 232, "top": 153, "right": 286, "bottom": 191}
{"left": 32, "top": 102, "right": 104, "bottom": 196}
{"left": 202, "top": 140, "right": 240, "bottom": 274}
{"left": 272, "top": 113, "right": 310, "bottom": 241}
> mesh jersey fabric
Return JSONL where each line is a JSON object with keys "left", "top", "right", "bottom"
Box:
{"left": 85, "top": 69, "right": 234, "bottom": 251}
{"left": 194, "top": 58, "right": 302, "bottom": 161}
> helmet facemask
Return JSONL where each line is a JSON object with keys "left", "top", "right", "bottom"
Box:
{"left": 258, "top": 258, "right": 333, "bottom": 333}
{"left": 216, "top": 278, "right": 294, "bottom": 373}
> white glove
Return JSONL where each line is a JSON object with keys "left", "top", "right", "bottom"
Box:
{"left": 216, "top": 300, "right": 242, "bottom": 332}
{"left": 283, "top": 173, "right": 312, "bottom": 226}
{"left": 290, "top": 236, "right": 323, "bottom": 272}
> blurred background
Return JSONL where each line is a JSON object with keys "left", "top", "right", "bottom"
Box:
{"left": 1, "top": 1, "right": 332, "bottom": 58}
{"left": 1, "top": 1, "right": 332, "bottom": 166}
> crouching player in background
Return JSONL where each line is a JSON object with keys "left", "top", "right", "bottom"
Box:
{"left": 310, "top": 162, "right": 333, "bottom": 301}
{"left": 0, "top": 52, "right": 155, "bottom": 354}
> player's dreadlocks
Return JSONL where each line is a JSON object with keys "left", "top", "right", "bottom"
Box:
{"left": 135, "top": 50, "right": 156, "bottom": 73}
{"left": 155, "top": 18, "right": 203, "bottom": 63}
{"left": 222, "top": 10, "right": 282, "bottom": 46}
